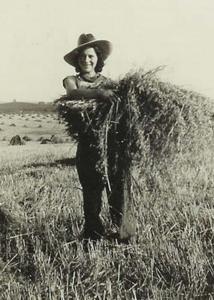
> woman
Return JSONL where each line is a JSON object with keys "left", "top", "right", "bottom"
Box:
{"left": 63, "top": 33, "right": 114, "bottom": 102}
{"left": 61, "top": 33, "right": 132, "bottom": 241}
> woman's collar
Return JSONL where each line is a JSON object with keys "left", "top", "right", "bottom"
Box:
{"left": 78, "top": 73, "right": 101, "bottom": 82}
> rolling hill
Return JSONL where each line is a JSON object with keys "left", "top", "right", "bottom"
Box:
{"left": 0, "top": 101, "right": 55, "bottom": 113}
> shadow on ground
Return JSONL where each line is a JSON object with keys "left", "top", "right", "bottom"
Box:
{"left": 23, "top": 157, "right": 76, "bottom": 169}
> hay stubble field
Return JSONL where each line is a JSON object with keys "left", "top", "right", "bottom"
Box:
{"left": 1, "top": 72, "right": 214, "bottom": 300}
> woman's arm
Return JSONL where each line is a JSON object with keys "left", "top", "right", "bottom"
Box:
{"left": 63, "top": 77, "right": 114, "bottom": 101}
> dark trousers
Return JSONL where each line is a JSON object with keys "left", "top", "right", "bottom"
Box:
{"left": 76, "top": 124, "right": 131, "bottom": 239}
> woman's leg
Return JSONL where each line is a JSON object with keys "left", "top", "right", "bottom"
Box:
{"left": 76, "top": 133, "right": 105, "bottom": 239}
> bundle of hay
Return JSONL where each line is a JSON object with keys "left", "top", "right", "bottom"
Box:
{"left": 57, "top": 68, "right": 213, "bottom": 154}
{"left": 40, "top": 138, "right": 52, "bottom": 144}
{"left": 22, "top": 135, "right": 32, "bottom": 142}
{"left": 50, "top": 134, "right": 64, "bottom": 144}
{"left": 56, "top": 68, "right": 214, "bottom": 203}
{"left": 9, "top": 135, "right": 25, "bottom": 146}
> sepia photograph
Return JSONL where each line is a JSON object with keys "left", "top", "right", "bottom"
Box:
{"left": 1, "top": 0, "right": 214, "bottom": 298}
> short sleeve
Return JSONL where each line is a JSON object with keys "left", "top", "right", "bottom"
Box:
{"left": 62, "top": 76, "right": 77, "bottom": 89}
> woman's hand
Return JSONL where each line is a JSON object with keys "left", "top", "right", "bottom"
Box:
{"left": 98, "top": 89, "right": 118, "bottom": 102}
{"left": 54, "top": 95, "right": 69, "bottom": 104}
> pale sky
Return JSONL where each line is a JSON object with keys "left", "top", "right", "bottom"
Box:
{"left": 1, "top": 0, "right": 214, "bottom": 102}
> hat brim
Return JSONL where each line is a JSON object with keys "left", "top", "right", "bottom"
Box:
{"left": 64, "top": 40, "right": 112, "bottom": 66}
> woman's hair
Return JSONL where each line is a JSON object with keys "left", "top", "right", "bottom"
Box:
{"left": 74, "top": 46, "right": 105, "bottom": 73}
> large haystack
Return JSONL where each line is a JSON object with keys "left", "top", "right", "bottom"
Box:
{"left": 56, "top": 68, "right": 214, "bottom": 207}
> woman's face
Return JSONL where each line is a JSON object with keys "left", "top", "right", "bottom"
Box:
{"left": 78, "top": 47, "right": 98, "bottom": 74}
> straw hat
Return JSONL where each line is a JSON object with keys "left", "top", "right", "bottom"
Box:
{"left": 64, "top": 33, "right": 112, "bottom": 66}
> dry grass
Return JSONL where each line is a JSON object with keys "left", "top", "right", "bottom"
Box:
{"left": 1, "top": 142, "right": 214, "bottom": 299}
{"left": 1, "top": 69, "right": 214, "bottom": 299}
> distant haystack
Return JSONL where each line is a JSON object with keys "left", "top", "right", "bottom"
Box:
{"left": 50, "top": 135, "right": 63, "bottom": 144}
{"left": 40, "top": 138, "right": 52, "bottom": 144}
{"left": 9, "top": 135, "right": 25, "bottom": 145}
{"left": 39, "top": 135, "right": 64, "bottom": 144}
{"left": 22, "top": 135, "right": 32, "bottom": 141}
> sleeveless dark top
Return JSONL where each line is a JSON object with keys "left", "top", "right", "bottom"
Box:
{"left": 63, "top": 73, "right": 112, "bottom": 90}
{"left": 60, "top": 73, "right": 114, "bottom": 136}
